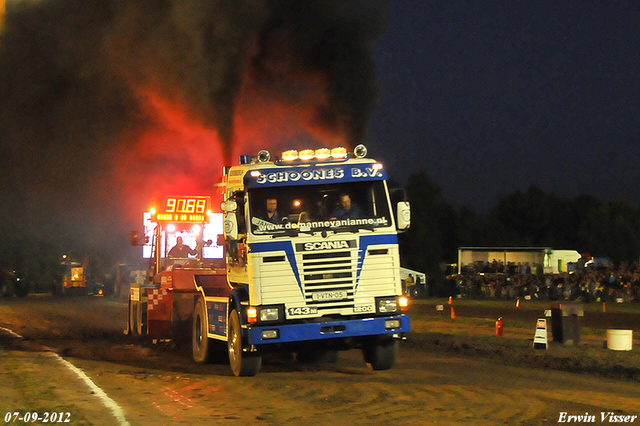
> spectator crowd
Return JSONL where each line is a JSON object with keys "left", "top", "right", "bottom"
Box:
{"left": 444, "top": 260, "right": 640, "bottom": 303}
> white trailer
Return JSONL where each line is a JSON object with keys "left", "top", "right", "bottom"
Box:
{"left": 458, "top": 247, "right": 582, "bottom": 275}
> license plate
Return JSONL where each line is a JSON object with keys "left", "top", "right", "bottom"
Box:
{"left": 312, "top": 290, "right": 347, "bottom": 301}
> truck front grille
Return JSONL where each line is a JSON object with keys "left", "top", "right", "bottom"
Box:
{"left": 300, "top": 250, "right": 356, "bottom": 310}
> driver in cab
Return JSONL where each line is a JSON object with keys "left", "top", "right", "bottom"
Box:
{"left": 330, "top": 193, "right": 363, "bottom": 220}
{"left": 168, "top": 236, "right": 198, "bottom": 258}
{"left": 262, "top": 197, "right": 281, "bottom": 224}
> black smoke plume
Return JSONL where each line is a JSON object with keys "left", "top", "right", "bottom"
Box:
{"left": 0, "top": 0, "right": 386, "bottom": 280}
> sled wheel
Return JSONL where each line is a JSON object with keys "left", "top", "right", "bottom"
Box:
{"left": 193, "top": 298, "right": 213, "bottom": 363}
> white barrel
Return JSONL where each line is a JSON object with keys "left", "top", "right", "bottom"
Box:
{"left": 606, "top": 329, "right": 633, "bottom": 351}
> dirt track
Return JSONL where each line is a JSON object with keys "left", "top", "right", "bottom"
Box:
{"left": 2, "top": 296, "right": 640, "bottom": 425}
{"left": 411, "top": 299, "right": 640, "bottom": 330}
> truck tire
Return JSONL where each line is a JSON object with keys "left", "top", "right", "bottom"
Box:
{"left": 129, "top": 300, "right": 146, "bottom": 336}
{"left": 129, "top": 300, "right": 138, "bottom": 336}
{"left": 0, "top": 280, "right": 14, "bottom": 297}
{"left": 193, "top": 298, "right": 213, "bottom": 363}
{"left": 14, "top": 281, "right": 29, "bottom": 297}
{"left": 410, "top": 287, "right": 419, "bottom": 299}
{"left": 228, "top": 309, "right": 261, "bottom": 376}
{"left": 137, "top": 303, "right": 147, "bottom": 336}
{"left": 362, "top": 337, "right": 399, "bottom": 370}
{"left": 52, "top": 280, "right": 63, "bottom": 297}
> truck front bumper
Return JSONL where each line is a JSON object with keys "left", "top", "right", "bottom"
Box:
{"left": 246, "top": 314, "right": 410, "bottom": 345}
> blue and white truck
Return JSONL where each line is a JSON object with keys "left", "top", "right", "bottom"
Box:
{"left": 128, "top": 145, "right": 411, "bottom": 376}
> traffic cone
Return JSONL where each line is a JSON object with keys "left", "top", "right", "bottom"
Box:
{"left": 603, "top": 302, "right": 607, "bottom": 313}
{"left": 516, "top": 299, "right": 520, "bottom": 308}
{"left": 448, "top": 296, "right": 453, "bottom": 305}
{"left": 451, "top": 306, "right": 455, "bottom": 319}
{"left": 495, "top": 317, "right": 504, "bottom": 337}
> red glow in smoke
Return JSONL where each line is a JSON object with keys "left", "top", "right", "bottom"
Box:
{"left": 233, "top": 65, "right": 350, "bottom": 160}
{"left": 116, "top": 69, "right": 352, "bottom": 224}
{"left": 115, "top": 90, "right": 225, "bottom": 221}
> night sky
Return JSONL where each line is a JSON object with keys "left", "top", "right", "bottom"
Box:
{"left": 367, "top": 1, "right": 640, "bottom": 211}
{"left": 1, "top": 0, "right": 640, "bottom": 266}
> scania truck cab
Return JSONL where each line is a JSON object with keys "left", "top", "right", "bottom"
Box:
{"left": 221, "top": 145, "right": 411, "bottom": 375}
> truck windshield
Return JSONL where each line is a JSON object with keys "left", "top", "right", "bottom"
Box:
{"left": 248, "top": 181, "right": 392, "bottom": 235}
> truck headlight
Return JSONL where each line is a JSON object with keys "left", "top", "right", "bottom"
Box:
{"left": 377, "top": 298, "right": 398, "bottom": 313}
{"left": 259, "top": 307, "right": 280, "bottom": 322}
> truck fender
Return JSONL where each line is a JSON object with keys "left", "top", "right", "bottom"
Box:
{"left": 228, "top": 287, "right": 248, "bottom": 321}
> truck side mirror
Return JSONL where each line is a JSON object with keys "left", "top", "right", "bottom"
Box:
{"left": 224, "top": 212, "right": 239, "bottom": 240}
{"left": 396, "top": 201, "right": 411, "bottom": 231}
{"left": 222, "top": 198, "right": 239, "bottom": 240}
{"left": 221, "top": 199, "right": 237, "bottom": 212}
{"left": 131, "top": 231, "right": 139, "bottom": 246}
{"left": 216, "top": 234, "right": 225, "bottom": 246}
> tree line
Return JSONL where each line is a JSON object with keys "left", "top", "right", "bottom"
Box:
{"left": 398, "top": 172, "right": 640, "bottom": 276}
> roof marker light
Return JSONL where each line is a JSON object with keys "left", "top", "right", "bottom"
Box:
{"left": 315, "top": 148, "right": 330, "bottom": 160}
{"left": 282, "top": 150, "right": 298, "bottom": 161}
{"left": 250, "top": 170, "right": 261, "bottom": 178}
{"left": 331, "top": 147, "right": 347, "bottom": 159}
{"left": 354, "top": 144, "right": 367, "bottom": 158}
{"left": 372, "top": 162, "right": 383, "bottom": 170}
{"left": 299, "top": 149, "right": 314, "bottom": 161}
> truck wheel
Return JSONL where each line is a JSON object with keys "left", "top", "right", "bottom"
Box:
{"left": 129, "top": 300, "right": 139, "bottom": 336}
{"left": 228, "top": 309, "right": 261, "bottom": 376}
{"left": 363, "top": 337, "right": 399, "bottom": 370}
{"left": 137, "top": 303, "right": 147, "bottom": 336}
{"left": 14, "top": 281, "right": 29, "bottom": 297}
{"left": 193, "top": 298, "right": 213, "bottom": 363}
{"left": 129, "top": 300, "right": 146, "bottom": 336}
{"left": 0, "top": 280, "right": 14, "bottom": 297}
{"left": 52, "top": 281, "right": 63, "bottom": 297}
